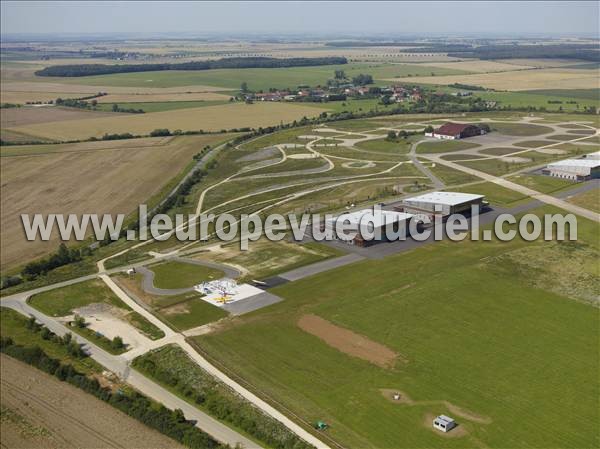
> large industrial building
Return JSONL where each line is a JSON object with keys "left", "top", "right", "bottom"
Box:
{"left": 397, "top": 191, "right": 486, "bottom": 219}
{"left": 323, "top": 209, "right": 413, "bottom": 246}
{"left": 425, "top": 122, "right": 486, "bottom": 140}
{"left": 542, "top": 158, "right": 600, "bottom": 181}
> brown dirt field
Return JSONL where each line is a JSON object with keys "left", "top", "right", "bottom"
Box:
{"left": 1, "top": 106, "right": 118, "bottom": 128}
{"left": 420, "top": 60, "right": 534, "bottom": 73}
{"left": 297, "top": 314, "right": 400, "bottom": 368}
{"left": 383, "top": 67, "right": 600, "bottom": 90}
{"left": 7, "top": 102, "right": 328, "bottom": 141}
{"left": 0, "top": 91, "right": 87, "bottom": 104}
{"left": 1, "top": 81, "right": 229, "bottom": 95}
{"left": 0, "top": 134, "right": 231, "bottom": 270}
{"left": 96, "top": 92, "right": 232, "bottom": 103}
{"left": 0, "top": 354, "right": 184, "bottom": 449}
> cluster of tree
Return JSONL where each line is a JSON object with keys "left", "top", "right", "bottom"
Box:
{"left": 21, "top": 243, "right": 86, "bottom": 280}
{"left": 134, "top": 351, "right": 315, "bottom": 449}
{"left": 448, "top": 83, "right": 487, "bottom": 91}
{"left": 0, "top": 103, "right": 21, "bottom": 109}
{"left": 386, "top": 129, "right": 415, "bottom": 141}
{"left": 26, "top": 317, "right": 88, "bottom": 358}
{"left": 99, "top": 132, "right": 136, "bottom": 140}
{"left": 110, "top": 103, "right": 145, "bottom": 114}
{"left": 0, "top": 275, "right": 22, "bottom": 289}
{"left": 325, "top": 41, "right": 473, "bottom": 53}
{"left": 0, "top": 339, "right": 222, "bottom": 449}
{"left": 351, "top": 73, "right": 374, "bottom": 86}
{"left": 35, "top": 56, "right": 348, "bottom": 77}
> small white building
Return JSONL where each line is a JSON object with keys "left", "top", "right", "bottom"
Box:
{"left": 323, "top": 209, "right": 413, "bottom": 247}
{"left": 542, "top": 159, "right": 600, "bottom": 181}
{"left": 433, "top": 415, "right": 456, "bottom": 433}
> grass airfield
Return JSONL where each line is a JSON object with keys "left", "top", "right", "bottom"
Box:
{"left": 197, "top": 207, "right": 599, "bottom": 448}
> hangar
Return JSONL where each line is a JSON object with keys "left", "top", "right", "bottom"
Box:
{"left": 323, "top": 209, "right": 413, "bottom": 247}
{"left": 397, "top": 191, "right": 486, "bottom": 218}
{"left": 542, "top": 159, "right": 600, "bottom": 181}
{"left": 425, "top": 122, "right": 486, "bottom": 140}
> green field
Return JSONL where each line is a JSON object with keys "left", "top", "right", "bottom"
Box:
{"left": 488, "top": 122, "right": 554, "bottom": 136}
{"left": 446, "top": 182, "right": 528, "bottom": 206}
{"left": 355, "top": 135, "right": 422, "bottom": 155}
{"left": 459, "top": 151, "right": 555, "bottom": 176}
{"left": 424, "top": 160, "right": 481, "bottom": 185}
{"left": 149, "top": 261, "right": 224, "bottom": 289}
{"left": 39, "top": 62, "right": 471, "bottom": 91}
{"left": 416, "top": 139, "right": 480, "bottom": 154}
{"left": 197, "top": 207, "right": 599, "bottom": 448}
{"left": 566, "top": 187, "right": 600, "bottom": 213}
{"left": 156, "top": 294, "right": 228, "bottom": 331}
{"left": 28, "top": 279, "right": 125, "bottom": 317}
{"left": 507, "top": 173, "right": 576, "bottom": 194}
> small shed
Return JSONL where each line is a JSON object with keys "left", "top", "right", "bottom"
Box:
{"left": 433, "top": 415, "right": 456, "bottom": 433}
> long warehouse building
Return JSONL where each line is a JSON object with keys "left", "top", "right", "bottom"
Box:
{"left": 397, "top": 191, "right": 486, "bottom": 218}
{"left": 323, "top": 209, "right": 413, "bottom": 247}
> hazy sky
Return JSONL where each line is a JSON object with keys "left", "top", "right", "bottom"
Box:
{"left": 1, "top": 1, "right": 598, "bottom": 37}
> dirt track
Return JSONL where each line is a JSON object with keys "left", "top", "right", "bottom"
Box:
{"left": 0, "top": 354, "right": 184, "bottom": 449}
{"left": 297, "top": 314, "right": 400, "bottom": 368}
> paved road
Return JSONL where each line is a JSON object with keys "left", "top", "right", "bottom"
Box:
{"left": 0, "top": 299, "right": 259, "bottom": 449}
{"left": 279, "top": 253, "right": 365, "bottom": 281}
{"left": 409, "top": 142, "right": 445, "bottom": 189}
{"left": 424, "top": 155, "right": 600, "bottom": 222}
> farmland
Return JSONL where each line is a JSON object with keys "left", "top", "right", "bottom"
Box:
{"left": 0, "top": 133, "right": 234, "bottom": 270}
{"left": 385, "top": 67, "right": 600, "bottom": 90}
{"left": 5, "top": 102, "right": 327, "bottom": 141}
{"left": 33, "top": 62, "right": 472, "bottom": 91}
{"left": 1, "top": 354, "right": 184, "bottom": 449}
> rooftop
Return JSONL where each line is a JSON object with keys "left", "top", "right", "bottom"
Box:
{"left": 404, "top": 191, "right": 485, "bottom": 206}
{"left": 326, "top": 209, "right": 413, "bottom": 228}
{"left": 436, "top": 415, "right": 455, "bottom": 425}
{"left": 435, "top": 122, "right": 478, "bottom": 136}
{"left": 547, "top": 159, "right": 600, "bottom": 168}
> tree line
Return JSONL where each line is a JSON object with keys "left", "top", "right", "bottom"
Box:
{"left": 0, "top": 337, "right": 223, "bottom": 449}
{"left": 35, "top": 56, "right": 348, "bottom": 77}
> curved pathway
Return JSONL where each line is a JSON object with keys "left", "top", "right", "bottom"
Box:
{"left": 137, "top": 257, "right": 242, "bottom": 296}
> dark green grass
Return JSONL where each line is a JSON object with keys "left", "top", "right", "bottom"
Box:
{"left": 512, "top": 140, "right": 555, "bottom": 148}
{"left": 149, "top": 261, "right": 224, "bottom": 289}
{"left": 447, "top": 182, "right": 528, "bottom": 206}
{"left": 197, "top": 208, "right": 599, "bottom": 449}
{"left": 28, "top": 279, "right": 125, "bottom": 317}
{"left": 507, "top": 173, "right": 577, "bottom": 194}
{"left": 416, "top": 140, "right": 480, "bottom": 154}
{"left": 355, "top": 136, "right": 422, "bottom": 155}
{"left": 156, "top": 296, "right": 228, "bottom": 331}
{"left": 488, "top": 122, "right": 554, "bottom": 136}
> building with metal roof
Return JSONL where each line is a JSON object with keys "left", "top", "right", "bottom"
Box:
{"left": 542, "top": 158, "right": 600, "bottom": 181}
{"left": 398, "top": 191, "right": 486, "bottom": 217}
{"left": 323, "top": 209, "right": 413, "bottom": 247}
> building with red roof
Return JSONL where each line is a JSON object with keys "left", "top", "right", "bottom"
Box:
{"left": 426, "top": 122, "right": 485, "bottom": 140}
